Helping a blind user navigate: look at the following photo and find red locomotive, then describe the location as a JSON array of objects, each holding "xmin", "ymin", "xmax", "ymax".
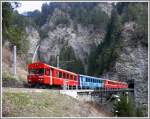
[{"xmin": 27, "ymin": 62, "xmax": 78, "ymax": 88}]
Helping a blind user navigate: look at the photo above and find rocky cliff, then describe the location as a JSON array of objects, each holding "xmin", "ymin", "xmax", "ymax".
[
  {"xmin": 103, "ymin": 22, "xmax": 148, "ymax": 115},
  {"xmin": 39, "ymin": 23, "xmax": 105, "ymax": 72},
  {"xmin": 27, "ymin": 3, "xmax": 112, "ymax": 73}
]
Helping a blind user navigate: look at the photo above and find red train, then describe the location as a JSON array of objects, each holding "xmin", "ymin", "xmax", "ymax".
[
  {"xmin": 104, "ymin": 80, "xmax": 128, "ymax": 89},
  {"xmin": 27, "ymin": 62, "xmax": 128, "ymax": 89},
  {"xmin": 27, "ymin": 62, "xmax": 78, "ymax": 88}
]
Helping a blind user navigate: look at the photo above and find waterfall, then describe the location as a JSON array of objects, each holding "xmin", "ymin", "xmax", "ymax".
[{"xmin": 32, "ymin": 45, "xmax": 40, "ymax": 63}]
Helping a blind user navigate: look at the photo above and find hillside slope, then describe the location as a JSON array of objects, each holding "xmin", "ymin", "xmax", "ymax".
[
  {"xmin": 2, "ymin": 47, "xmax": 28, "ymax": 88},
  {"xmin": 2, "ymin": 88, "xmax": 112, "ymax": 117}
]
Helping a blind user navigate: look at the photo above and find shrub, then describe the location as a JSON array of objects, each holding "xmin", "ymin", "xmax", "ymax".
[
  {"xmin": 59, "ymin": 46, "xmax": 85, "ymax": 74},
  {"xmin": 54, "ymin": 16, "xmax": 70, "ymax": 26},
  {"xmin": 113, "ymin": 94, "xmax": 145, "ymax": 117},
  {"xmin": 2, "ymin": 71, "xmax": 16, "ymax": 81}
]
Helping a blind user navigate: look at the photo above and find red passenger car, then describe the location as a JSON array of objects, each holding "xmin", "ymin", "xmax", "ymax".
[
  {"xmin": 27, "ymin": 62, "xmax": 78, "ymax": 88},
  {"xmin": 104, "ymin": 79, "xmax": 128, "ymax": 89}
]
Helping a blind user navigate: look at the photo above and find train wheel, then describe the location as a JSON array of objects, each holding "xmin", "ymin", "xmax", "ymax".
[
  {"xmin": 42, "ymin": 85, "xmax": 47, "ymax": 89},
  {"xmin": 29, "ymin": 84, "xmax": 35, "ymax": 88},
  {"xmin": 34, "ymin": 84, "xmax": 41, "ymax": 89},
  {"xmin": 27, "ymin": 84, "xmax": 32, "ymax": 88}
]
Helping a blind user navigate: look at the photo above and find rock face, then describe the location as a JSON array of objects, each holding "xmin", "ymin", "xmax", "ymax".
[
  {"xmin": 38, "ymin": 4, "xmax": 109, "ymax": 72},
  {"xmin": 39, "ymin": 24, "xmax": 105, "ymax": 72},
  {"xmin": 103, "ymin": 22, "xmax": 148, "ymax": 115},
  {"xmin": 97, "ymin": 2, "xmax": 113, "ymax": 17},
  {"xmin": 25, "ymin": 3, "xmax": 113, "ymax": 72}
]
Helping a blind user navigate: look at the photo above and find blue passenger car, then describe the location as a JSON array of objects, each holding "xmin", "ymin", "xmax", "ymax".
[{"xmin": 79, "ymin": 74, "xmax": 104, "ymax": 89}]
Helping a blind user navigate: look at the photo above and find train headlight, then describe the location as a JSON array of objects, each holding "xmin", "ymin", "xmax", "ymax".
[{"xmin": 39, "ymin": 78, "xmax": 43, "ymax": 81}]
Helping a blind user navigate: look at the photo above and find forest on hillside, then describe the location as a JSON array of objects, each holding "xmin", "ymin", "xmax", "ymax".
[
  {"xmin": 2, "ymin": 2, "xmax": 148, "ymax": 75},
  {"xmin": 88, "ymin": 2, "xmax": 148, "ymax": 76}
]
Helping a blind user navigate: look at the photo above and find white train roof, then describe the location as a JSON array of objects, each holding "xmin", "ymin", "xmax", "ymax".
[{"xmin": 79, "ymin": 74, "xmax": 105, "ymax": 81}]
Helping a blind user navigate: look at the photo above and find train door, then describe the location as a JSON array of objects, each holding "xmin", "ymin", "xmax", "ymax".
[
  {"xmin": 50, "ymin": 68, "xmax": 53, "ymax": 85},
  {"xmin": 79, "ymin": 76, "xmax": 82, "ymax": 89}
]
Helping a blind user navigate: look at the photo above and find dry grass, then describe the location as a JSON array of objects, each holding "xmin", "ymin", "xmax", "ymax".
[
  {"xmin": 2, "ymin": 48, "xmax": 12, "ymax": 67},
  {"xmin": 2, "ymin": 89, "xmax": 111, "ymax": 117},
  {"xmin": 2, "ymin": 47, "xmax": 28, "ymax": 87}
]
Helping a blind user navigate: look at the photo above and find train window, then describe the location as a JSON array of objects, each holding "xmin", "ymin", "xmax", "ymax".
[
  {"xmin": 90, "ymin": 78, "xmax": 92, "ymax": 82},
  {"xmin": 59, "ymin": 72, "xmax": 62, "ymax": 78},
  {"xmin": 63, "ymin": 73, "xmax": 66, "ymax": 78},
  {"xmin": 89, "ymin": 78, "xmax": 91, "ymax": 82},
  {"xmin": 86, "ymin": 78, "xmax": 88, "ymax": 82},
  {"xmin": 87, "ymin": 78, "xmax": 89, "ymax": 82},
  {"xmin": 85, "ymin": 78, "xmax": 87, "ymax": 82},
  {"xmin": 56, "ymin": 71, "xmax": 59, "ymax": 77},
  {"xmin": 66, "ymin": 74, "xmax": 69, "ymax": 79},
  {"xmin": 29, "ymin": 68, "xmax": 44, "ymax": 75},
  {"xmin": 108, "ymin": 81, "xmax": 116, "ymax": 85},
  {"xmin": 74, "ymin": 76, "xmax": 76, "ymax": 81},
  {"xmin": 70, "ymin": 75, "xmax": 73, "ymax": 80}
]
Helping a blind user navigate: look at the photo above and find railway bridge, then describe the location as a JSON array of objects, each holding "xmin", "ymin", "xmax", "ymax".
[{"xmin": 60, "ymin": 88, "xmax": 134, "ymax": 104}]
